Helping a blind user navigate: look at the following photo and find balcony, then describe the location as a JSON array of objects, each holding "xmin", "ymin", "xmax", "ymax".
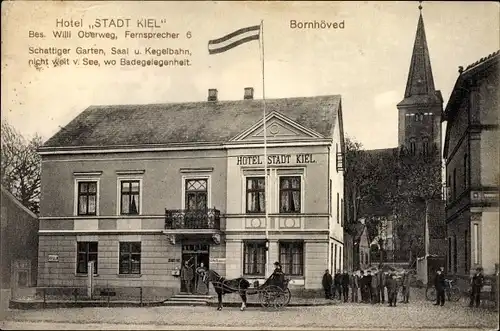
[{"xmin": 164, "ymin": 208, "xmax": 221, "ymax": 231}]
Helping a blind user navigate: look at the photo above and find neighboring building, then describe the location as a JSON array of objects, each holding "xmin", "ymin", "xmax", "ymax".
[
  {"xmin": 1, "ymin": 186, "xmax": 39, "ymax": 291},
  {"xmin": 443, "ymin": 51, "xmax": 499, "ymax": 284},
  {"xmin": 37, "ymin": 88, "xmax": 345, "ymax": 297},
  {"xmin": 357, "ymin": 220, "xmax": 371, "ymax": 270}
]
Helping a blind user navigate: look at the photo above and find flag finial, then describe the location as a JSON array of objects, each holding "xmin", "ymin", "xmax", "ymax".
[{"xmin": 418, "ymin": 1, "xmax": 423, "ymax": 11}]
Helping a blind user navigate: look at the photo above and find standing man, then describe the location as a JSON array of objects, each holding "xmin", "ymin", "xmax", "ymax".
[
  {"xmin": 434, "ymin": 268, "xmax": 446, "ymax": 306},
  {"xmin": 334, "ymin": 270, "xmax": 342, "ymax": 301},
  {"xmin": 371, "ymin": 270, "xmax": 379, "ymax": 304},
  {"xmin": 378, "ymin": 270, "xmax": 387, "ymax": 304},
  {"xmin": 359, "ymin": 270, "xmax": 366, "ymax": 302},
  {"xmin": 180, "ymin": 260, "xmax": 194, "ymax": 294},
  {"xmin": 469, "ymin": 267, "xmax": 485, "ymax": 308},
  {"xmin": 342, "ymin": 271, "xmax": 350, "ymax": 302},
  {"xmin": 401, "ymin": 270, "xmax": 411, "ymax": 303},
  {"xmin": 322, "ymin": 269, "xmax": 333, "ymax": 299},
  {"xmin": 364, "ymin": 270, "xmax": 373, "ymax": 303},
  {"xmin": 387, "ymin": 272, "xmax": 398, "ymax": 307},
  {"xmin": 350, "ymin": 271, "xmax": 359, "ymax": 303}
]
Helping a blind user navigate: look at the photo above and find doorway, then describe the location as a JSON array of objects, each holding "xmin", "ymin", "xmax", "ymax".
[{"xmin": 181, "ymin": 243, "xmax": 210, "ymax": 294}]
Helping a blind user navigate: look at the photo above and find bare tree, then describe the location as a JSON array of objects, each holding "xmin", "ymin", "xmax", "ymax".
[{"xmin": 1, "ymin": 120, "xmax": 42, "ymax": 214}]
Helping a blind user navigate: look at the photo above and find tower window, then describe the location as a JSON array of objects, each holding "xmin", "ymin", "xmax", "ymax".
[
  {"xmin": 409, "ymin": 139, "xmax": 416, "ymax": 156},
  {"xmin": 422, "ymin": 138, "xmax": 429, "ymax": 156}
]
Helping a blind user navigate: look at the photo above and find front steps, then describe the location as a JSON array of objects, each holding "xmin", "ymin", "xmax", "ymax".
[{"xmin": 163, "ymin": 293, "xmax": 213, "ymax": 306}]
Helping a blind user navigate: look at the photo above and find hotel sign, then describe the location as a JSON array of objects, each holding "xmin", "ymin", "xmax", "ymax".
[{"xmin": 236, "ymin": 153, "xmax": 317, "ymax": 166}]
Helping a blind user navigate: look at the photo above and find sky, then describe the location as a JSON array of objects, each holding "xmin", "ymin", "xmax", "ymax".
[{"xmin": 1, "ymin": 1, "xmax": 499, "ymax": 150}]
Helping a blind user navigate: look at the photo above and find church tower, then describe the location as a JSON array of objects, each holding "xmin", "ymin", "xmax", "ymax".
[{"xmin": 397, "ymin": 5, "xmax": 443, "ymax": 159}]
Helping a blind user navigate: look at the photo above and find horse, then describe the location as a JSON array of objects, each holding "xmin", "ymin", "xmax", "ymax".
[{"xmin": 200, "ymin": 268, "xmax": 250, "ymax": 311}]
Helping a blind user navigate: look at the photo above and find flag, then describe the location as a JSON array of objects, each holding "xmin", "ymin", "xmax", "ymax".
[{"xmin": 208, "ymin": 25, "xmax": 260, "ymax": 55}]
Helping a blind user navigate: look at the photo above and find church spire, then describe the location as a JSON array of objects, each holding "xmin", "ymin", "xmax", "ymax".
[{"xmin": 403, "ymin": 3, "xmax": 436, "ymax": 98}]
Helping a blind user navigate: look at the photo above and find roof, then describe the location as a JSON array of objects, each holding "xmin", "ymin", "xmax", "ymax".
[
  {"xmin": 0, "ymin": 186, "xmax": 37, "ymax": 219},
  {"xmin": 42, "ymin": 95, "xmax": 341, "ymax": 149},
  {"xmin": 397, "ymin": 13, "xmax": 441, "ymax": 107},
  {"xmin": 443, "ymin": 50, "xmax": 499, "ymax": 155}
]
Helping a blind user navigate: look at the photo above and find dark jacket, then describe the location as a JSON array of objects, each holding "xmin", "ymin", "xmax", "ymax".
[
  {"xmin": 471, "ymin": 273, "xmax": 484, "ymax": 288},
  {"xmin": 378, "ymin": 272, "xmax": 387, "ymax": 287},
  {"xmin": 363, "ymin": 274, "xmax": 373, "ymax": 288},
  {"xmin": 386, "ymin": 276, "xmax": 398, "ymax": 293},
  {"xmin": 434, "ymin": 273, "xmax": 446, "ymax": 290},
  {"xmin": 180, "ymin": 265, "xmax": 194, "ymax": 281},
  {"xmin": 322, "ymin": 273, "xmax": 333, "ymax": 289},
  {"xmin": 334, "ymin": 273, "xmax": 342, "ymax": 286},
  {"xmin": 341, "ymin": 273, "xmax": 350, "ymax": 287}
]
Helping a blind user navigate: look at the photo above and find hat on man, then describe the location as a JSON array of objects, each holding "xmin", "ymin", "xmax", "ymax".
[{"xmin": 274, "ymin": 261, "xmax": 280, "ymax": 266}]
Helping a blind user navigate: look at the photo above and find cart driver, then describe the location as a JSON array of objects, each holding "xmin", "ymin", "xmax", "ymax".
[{"xmin": 270, "ymin": 261, "xmax": 285, "ymax": 287}]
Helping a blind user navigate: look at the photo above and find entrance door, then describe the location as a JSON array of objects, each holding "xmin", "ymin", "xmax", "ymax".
[{"xmin": 181, "ymin": 243, "xmax": 210, "ymax": 294}]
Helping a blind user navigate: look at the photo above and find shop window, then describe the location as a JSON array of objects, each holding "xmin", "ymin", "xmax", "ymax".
[
  {"xmin": 76, "ymin": 241, "xmax": 98, "ymax": 274},
  {"xmin": 77, "ymin": 181, "xmax": 97, "ymax": 215},
  {"xmin": 120, "ymin": 180, "xmax": 140, "ymax": 215},
  {"xmin": 279, "ymin": 241, "xmax": 303, "ymax": 276},
  {"xmin": 246, "ymin": 177, "xmax": 265, "ymax": 213},
  {"xmin": 243, "ymin": 241, "xmax": 266, "ymax": 276},
  {"xmin": 185, "ymin": 179, "xmax": 208, "ymax": 210},
  {"xmin": 119, "ymin": 242, "xmax": 141, "ymax": 274},
  {"xmin": 279, "ymin": 176, "xmax": 301, "ymax": 213}
]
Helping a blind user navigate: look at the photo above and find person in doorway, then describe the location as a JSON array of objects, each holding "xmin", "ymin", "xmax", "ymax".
[
  {"xmin": 469, "ymin": 267, "xmax": 484, "ymax": 308},
  {"xmin": 196, "ymin": 262, "xmax": 209, "ymax": 295},
  {"xmin": 180, "ymin": 260, "xmax": 194, "ymax": 294},
  {"xmin": 322, "ymin": 269, "xmax": 333, "ymax": 299},
  {"xmin": 341, "ymin": 271, "xmax": 350, "ymax": 302},
  {"xmin": 434, "ymin": 268, "xmax": 446, "ymax": 306}
]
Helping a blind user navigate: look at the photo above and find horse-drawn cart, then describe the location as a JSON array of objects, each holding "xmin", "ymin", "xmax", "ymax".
[
  {"xmin": 247, "ymin": 278, "xmax": 292, "ymax": 309},
  {"xmin": 202, "ymin": 268, "xmax": 292, "ymax": 310}
]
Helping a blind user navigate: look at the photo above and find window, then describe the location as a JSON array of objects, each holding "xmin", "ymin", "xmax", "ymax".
[
  {"xmin": 243, "ymin": 241, "xmax": 266, "ymax": 276},
  {"xmin": 279, "ymin": 176, "xmax": 301, "ymax": 213},
  {"xmin": 415, "ymin": 113, "xmax": 424, "ymax": 121},
  {"xmin": 464, "ymin": 230, "xmax": 468, "ymax": 273},
  {"xmin": 409, "ymin": 139, "xmax": 416, "ymax": 156},
  {"xmin": 463, "ymin": 154, "xmax": 468, "ymax": 189},
  {"xmin": 76, "ymin": 242, "xmax": 98, "ymax": 274},
  {"xmin": 120, "ymin": 180, "xmax": 140, "ymax": 215},
  {"xmin": 336, "ymin": 193, "xmax": 340, "ymax": 223},
  {"xmin": 279, "ymin": 241, "xmax": 303, "ymax": 276},
  {"xmin": 473, "ymin": 224, "xmax": 479, "ymax": 264},
  {"xmin": 453, "ymin": 169, "xmax": 457, "ymax": 199},
  {"xmin": 340, "ymin": 198, "xmax": 344, "ymax": 227},
  {"xmin": 246, "ymin": 177, "xmax": 265, "ymax": 213},
  {"xmin": 328, "ymin": 180, "xmax": 332, "ymax": 215},
  {"xmin": 334, "ymin": 244, "xmax": 337, "ymax": 272},
  {"xmin": 185, "ymin": 179, "xmax": 208, "ymax": 210},
  {"xmin": 453, "ymin": 235, "xmax": 457, "ymax": 273},
  {"xmin": 448, "ymin": 238, "xmax": 452, "ymax": 271},
  {"xmin": 119, "ymin": 242, "xmax": 141, "ymax": 274},
  {"xmin": 77, "ymin": 181, "xmax": 97, "ymax": 215},
  {"xmin": 422, "ymin": 138, "xmax": 429, "ymax": 156},
  {"xmin": 330, "ymin": 243, "xmax": 334, "ymax": 273},
  {"xmin": 339, "ymin": 246, "xmax": 342, "ymax": 271}
]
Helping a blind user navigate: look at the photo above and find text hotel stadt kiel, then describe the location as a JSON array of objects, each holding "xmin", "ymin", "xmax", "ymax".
[{"xmin": 37, "ymin": 87, "xmax": 346, "ymax": 297}]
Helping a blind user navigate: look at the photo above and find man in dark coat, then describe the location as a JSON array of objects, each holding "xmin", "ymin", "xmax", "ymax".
[
  {"xmin": 469, "ymin": 267, "xmax": 485, "ymax": 308},
  {"xmin": 322, "ymin": 269, "xmax": 333, "ymax": 299},
  {"xmin": 386, "ymin": 273, "xmax": 398, "ymax": 307},
  {"xmin": 359, "ymin": 270, "xmax": 366, "ymax": 302},
  {"xmin": 180, "ymin": 260, "xmax": 194, "ymax": 294},
  {"xmin": 334, "ymin": 270, "xmax": 342, "ymax": 300},
  {"xmin": 350, "ymin": 271, "xmax": 359, "ymax": 303},
  {"xmin": 378, "ymin": 270, "xmax": 387, "ymax": 303},
  {"xmin": 341, "ymin": 271, "xmax": 350, "ymax": 302},
  {"xmin": 364, "ymin": 270, "xmax": 373, "ymax": 303},
  {"xmin": 434, "ymin": 268, "xmax": 446, "ymax": 306}
]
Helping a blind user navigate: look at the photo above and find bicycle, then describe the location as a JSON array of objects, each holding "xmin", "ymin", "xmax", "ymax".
[{"xmin": 425, "ymin": 279, "xmax": 461, "ymax": 302}]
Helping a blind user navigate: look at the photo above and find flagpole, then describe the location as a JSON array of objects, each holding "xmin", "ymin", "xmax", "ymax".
[{"xmin": 260, "ymin": 19, "xmax": 269, "ymax": 278}]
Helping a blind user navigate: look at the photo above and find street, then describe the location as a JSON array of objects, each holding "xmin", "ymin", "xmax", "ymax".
[{"xmin": 1, "ymin": 293, "xmax": 498, "ymax": 330}]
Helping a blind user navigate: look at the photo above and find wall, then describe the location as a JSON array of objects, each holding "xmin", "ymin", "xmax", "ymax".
[
  {"xmin": 40, "ymin": 149, "xmax": 228, "ymax": 219},
  {"xmin": 480, "ymin": 210, "xmax": 499, "ymax": 275},
  {"xmin": 0, "ymin": 188, "xmax": 39, "ymax": 289}
]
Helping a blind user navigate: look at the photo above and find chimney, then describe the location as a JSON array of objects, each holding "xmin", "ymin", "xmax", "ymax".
[
  {"xmin": 244, "ymin": 87, "xmax": 254, "ymax": 100},
  {"xmin": 208, "ymin": 89, "xmax": 218, "ymax": 101}
]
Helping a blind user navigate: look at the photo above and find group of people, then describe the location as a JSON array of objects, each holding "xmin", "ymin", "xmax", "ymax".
[
  {"xmin": 180, "ymin": 260, "xmax": 209, "ymax": 295},
  {"xmin": 433, "ymin": 266, "xmax": 486, "ymax": 308},
  {"xmin": 322, "ymin": 268, "xmax": 412, "ymax": 307}
]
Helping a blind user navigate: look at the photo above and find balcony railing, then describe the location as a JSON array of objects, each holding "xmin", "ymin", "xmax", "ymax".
[{"xmin": 165, "ymin": 208, "xmax": 221, "ymax": 230}]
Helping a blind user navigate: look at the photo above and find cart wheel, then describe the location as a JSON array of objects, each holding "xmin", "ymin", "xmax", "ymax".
[
  {"xmin": 283, "ymin": 288, "xmax": 291, "ymax": 306},
  {"xmin": 261, "ymin": 285, "xmax": 286, "ymax": 309},
  {"xmin": 426, "ymin": 287, "xmax": 436, "ymax": 302}
]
